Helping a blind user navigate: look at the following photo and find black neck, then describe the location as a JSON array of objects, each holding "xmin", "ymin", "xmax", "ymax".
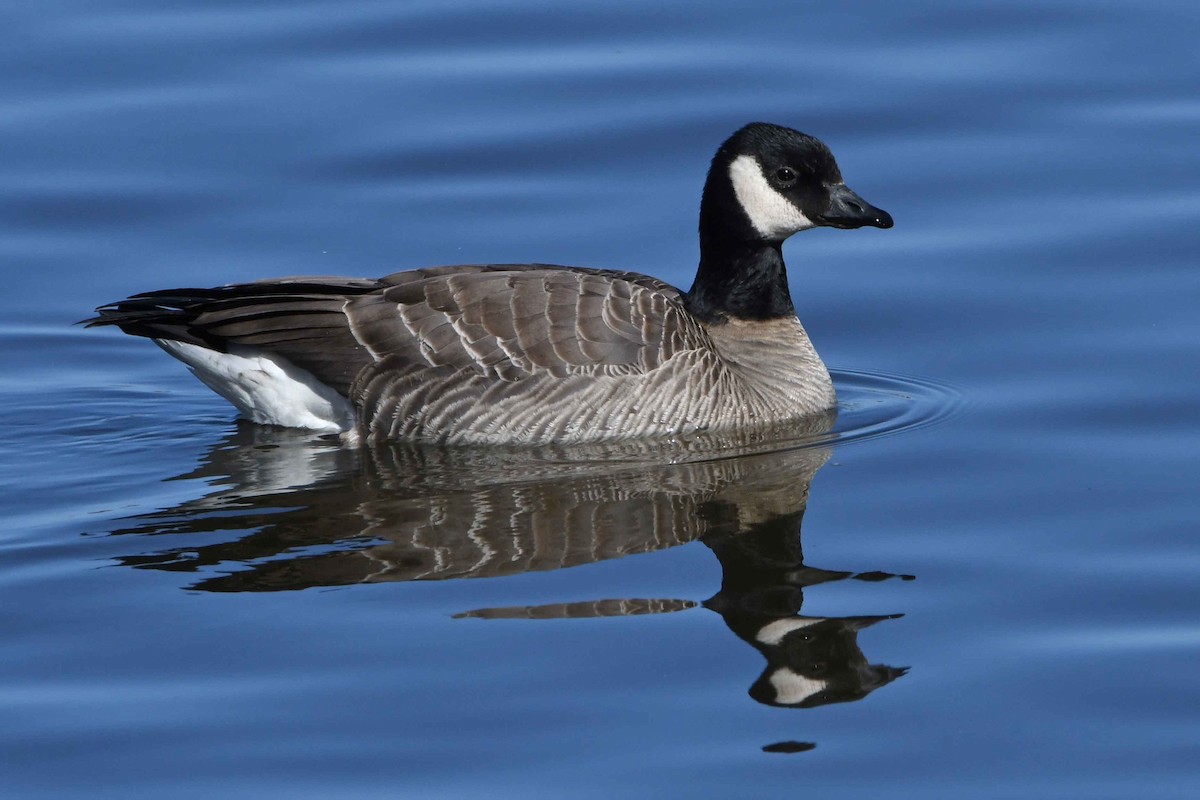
[
  {"xmin": 684, "ymin": 228, "xmax": 795, "ymax": 324},
  {"xmin": 682, "ymin": 158, "xmax": 798, "ymax": 324}
]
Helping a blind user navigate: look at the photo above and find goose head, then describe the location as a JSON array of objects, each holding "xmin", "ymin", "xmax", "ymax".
[
  {"xmin": 688, "ymin": 122, "xmax": 892, "ymax": 322},
  {"xmin": 702, "ymin": 122, "xmax": 892, "ymax": 243}
]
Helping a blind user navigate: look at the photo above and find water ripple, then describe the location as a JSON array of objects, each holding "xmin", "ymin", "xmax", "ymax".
[{"xmin": 831, "ymin": 368, "xmax": 966, "ymax": 447}]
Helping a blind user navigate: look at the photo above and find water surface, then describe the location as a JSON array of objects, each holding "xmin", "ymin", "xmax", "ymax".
[{"xmin": 2, "ymin": 1, "xmax": 1199, "ymax": 798}]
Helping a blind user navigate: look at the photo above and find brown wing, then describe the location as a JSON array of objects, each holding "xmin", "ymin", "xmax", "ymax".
[
  {"xmin": 87, "ymin": 265, "xmax": 704, "ymax": 396},
  {"xmin": 345, "ymin": 265, "xmax": 701, "ymax": 380}
]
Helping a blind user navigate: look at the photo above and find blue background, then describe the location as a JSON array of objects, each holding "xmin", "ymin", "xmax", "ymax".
[{"xmin": 2, "ymin": 1, "xmax": 1199, "ymax": 797}]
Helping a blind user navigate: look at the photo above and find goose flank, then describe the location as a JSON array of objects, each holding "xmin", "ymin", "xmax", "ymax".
[{"xmin": 86, "ymin": 122, "xmax": 893, "ymax": 445}]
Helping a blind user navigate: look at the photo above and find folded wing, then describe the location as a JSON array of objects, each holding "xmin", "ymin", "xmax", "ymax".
[{"xmin": 88, "ymin": 265, "xmax": 706, "ymax": 398}]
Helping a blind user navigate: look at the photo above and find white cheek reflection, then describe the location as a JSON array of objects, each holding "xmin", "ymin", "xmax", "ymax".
[
  {"xmin": 755, "ymin": 617, "xmax": 826, "ymax": 646},
  {"xmin": 768, "ymin": 668, "xmax": 829, "ymax": 705}
]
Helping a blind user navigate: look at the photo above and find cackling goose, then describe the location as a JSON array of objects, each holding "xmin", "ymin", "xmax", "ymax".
[{"xmin": 87, "ymin": 122, "xmax": 893, "ymax": 445}]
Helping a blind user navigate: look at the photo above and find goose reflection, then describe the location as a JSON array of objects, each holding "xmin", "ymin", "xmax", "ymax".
[
  {"xmin": 702, "ymin": 521, "xmax": 910, "ymax": 709},
  {"xmin": 108, "ymin": 416, "xmax": 909, "ymax": 711}
]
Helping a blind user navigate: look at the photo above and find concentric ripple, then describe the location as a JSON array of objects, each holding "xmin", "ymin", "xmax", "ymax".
[{"xmin": 829, "ymin": 367, "xmax": 966, "ymax": 447}]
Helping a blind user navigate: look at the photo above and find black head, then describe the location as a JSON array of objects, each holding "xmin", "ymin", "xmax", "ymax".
[
  {"xmin": 702, "ymin": 122, "xmax": 893, "ymax": 243},
  {"xmin": 686, "ymin": 122, "xmax": 893, "ymax": 322}
]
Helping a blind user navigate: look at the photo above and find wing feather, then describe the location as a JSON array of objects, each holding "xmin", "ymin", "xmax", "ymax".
[
  {"xmin": 347, "ymin": 265, "xmax": 701, "ymax": 383},
  {"xmin": 89, "ymin": 265, "xmax": 706, "ymax": 404}
]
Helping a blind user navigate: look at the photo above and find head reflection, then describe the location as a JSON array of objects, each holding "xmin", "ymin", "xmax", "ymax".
[
  {"xmin": 107, "ymin": 417, "xmax": 909, "ymax": 717},
  {"xmin": 703, "ymin": 514, "xmax": 910, "ymax": 709}
]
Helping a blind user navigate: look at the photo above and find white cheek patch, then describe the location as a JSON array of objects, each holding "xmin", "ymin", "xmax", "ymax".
[{"xmin": 728, "ymin": 154, "xmax": 815, "ymax": 239}]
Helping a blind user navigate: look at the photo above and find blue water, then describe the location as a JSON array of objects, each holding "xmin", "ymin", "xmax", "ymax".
[{"xmin": 3, "ymin": 1, "xmax": 1199, "ymax": 797}]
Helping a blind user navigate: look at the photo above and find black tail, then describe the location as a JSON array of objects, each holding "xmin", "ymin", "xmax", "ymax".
[{"xmin": 85, "ymin": 277, "xmax": 384, "ymax": 394}]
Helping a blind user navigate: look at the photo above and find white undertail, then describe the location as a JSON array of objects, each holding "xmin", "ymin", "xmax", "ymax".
[{"xmin": 155, "ymin": 339, "xmax": 355, "ymax": 433}]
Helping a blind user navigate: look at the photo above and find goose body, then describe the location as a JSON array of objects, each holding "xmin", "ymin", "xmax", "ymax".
[{"xmin": 88, "ymin": 123, "xmax": 892, "ymax": 445}]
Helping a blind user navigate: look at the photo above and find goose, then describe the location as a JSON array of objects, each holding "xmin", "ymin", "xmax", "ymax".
[{"xmin": 87, "ymin": 122, "xmax": 892, "ymax": 446}]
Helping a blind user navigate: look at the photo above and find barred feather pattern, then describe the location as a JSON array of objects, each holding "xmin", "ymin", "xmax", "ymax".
[{"xmin": 345, "ymin": 267, "xmax": 835, "ymax": 445}]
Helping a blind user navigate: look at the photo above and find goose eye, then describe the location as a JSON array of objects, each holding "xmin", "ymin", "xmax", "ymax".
[{"xmin": 774, "ymin": 167, "xmax": 796, "ymax": 184}]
